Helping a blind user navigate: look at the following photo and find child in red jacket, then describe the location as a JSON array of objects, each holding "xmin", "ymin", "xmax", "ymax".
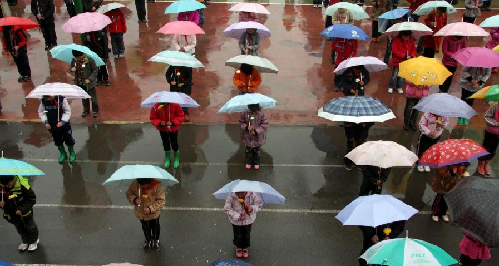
[
  {"xmin": 422, "ymin": 7, "xmax": 447, "ymax": 58},
  {"xmin": 105, "ymin": 9, "xmax": 127, "ymax": 59},
  {"xmin": 388, "ymin": 31, "xmax": 416, "ymax": 94},
  {"xmin": 332, "ymin": 38, "xmax": 358, "ymax": 92},
  {"xmin": 150, "ymin": 102, "xmax": 185, "ymax": 168}
]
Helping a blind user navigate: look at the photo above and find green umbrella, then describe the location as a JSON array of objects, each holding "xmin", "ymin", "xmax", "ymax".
[
  {"xmin": 469, "ymin": 85, "xmax": 499, "ymax": 102},
  {"xmin": 325, "ymin": 2, "xmax": 369, "ymax": 19}
]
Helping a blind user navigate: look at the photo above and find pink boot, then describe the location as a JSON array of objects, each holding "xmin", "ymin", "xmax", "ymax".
[
  {"xmin": 484, "ymin": 160, "xmax": 492, "ymax": 176},
  {"xmin": 477, "ymin": 160, "xmax": 485, "ymax": 175}
]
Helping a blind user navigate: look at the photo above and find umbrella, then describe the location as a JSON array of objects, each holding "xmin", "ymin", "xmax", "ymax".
[
  {"xmin": 336, "ymin": 194, "xmax": 418, "ymax": 227},
  {"xmin": 209, "ymin": 259, "xmax": 254, "ymax": 266},
  {"xmin": 26, "ymin": 83, "xmax": 91, "ymax": 99},
  {"xmin": 229, "ymin": 3, "xmax": 270, "ymax": 15},
  {"xmin": 434, "ymin": 22, "xmax": 489, "ymax": 37},
  {"xmin": 223, "ymin": 22, "xmax": 271, "ymax": 39},
  {"xmin": 325, "ymin": 2, "xmax": 370, "ymax": 19},
  {"xmin": 0, "ymin": 155, "xmax": 45, "ymax": 176},
  {"xmin": 50, "ymin": 44, "xmax": 106, "ymax": 67},
  {"xmin": 0, "ymin": 17, "xmax": 38, "ymax": 31},
  {"xmin": 413, "ymin": 1, "xmax": 457, "ymax": 16},
  {"xmin": 469, "ymin": 85, "xmax": 499, "ymax": 102},
  {"xmin": 225, "ymin": 55, "xmax": 278, "ymax": 74},
  {"xmin": 149, "ymin": 51, "xmax": 204, "ymax": 68},
  {"xmin": 320, "ymin": 24, "xmax": 369, "ymax": 41},
  {"xmin": 495, "ymin": 45, "xmax": 499, "ymax": 53},
  {"xmin": 318, "ymin": 96, "xmax": 396, "ymax": 123},
  {"xmin": 480, "ymin": 14, "xmax": 499, "ymax": 27},
  {"xmin": 413, "ymin": 93, "xmax": 478, "ymax": 119},
  {"xmin": 419, "ymin": 139, "xmax": 489, "ymax": 168},
  {"xmin": 445, "ymin": 176, "xmax": 499, "ymax": 248},
  {"xmin": 157, "ymin": 21, "xmax": 205, "ymax": 35},
  {"xmin": 345, "ymin": 141, "xmax": 418, "ymax": 168},
  {"xmin": 97, "ymin": 3, "xmax": 130, "ymax": 14},
  {"xmin": 62, "ymin": 12, "xmax": 111, "ymax": 33},
  {"xmin": 102, "ymin": 165, "xmax": 179, "ymax": 186},
  {"xmin": 104, "ymin": 264, "xmax": 143, "ymax": 266},
  {"xmin": 0, "ymin": 260, "xmax": 14, "ymax": 266},
  {"xmin": 384, "ymin": 22, "xmax": 433, "ymax": 37},
  {"xmin": 218, "ymin": 93, "xmax": 276, "ymax": 114},
  {"xmin": 140, "ymin": 91, "xmax": 200, "ymax": 108},
  {"xmin": 213, "ymin": 180, "xmax": 285, "ymax": 205},
  {"xmin": 165, "ymin": 0, "xmax": 205, "ymax": 14},
  {"xmin": 398, "ymin": 56, "xmax": 452, "ymax": 86},
  {"xmin": 360, "ymin": 237, "xmax": 458, "ymax": 266},
  {"xmin": 452, "ymin": 47, "xmax": 499, "ymax": 68},
  {"xmin": 334, "ymin": 56, "xmax": 387, "ymax": 74},
  {"xmin": 378, "ymin": 8, "xmax": 410, "ymax": 19}
]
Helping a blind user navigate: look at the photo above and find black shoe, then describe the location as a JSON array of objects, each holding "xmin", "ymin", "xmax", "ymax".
[
  {"xmin": 151, "ymin": 240, "xmax": 159, "ymax": 251},
  {"xmin": 104, "ymin": 80, "xmax": 110, "ymax": 86},
  {"xmin": 45, "ymin": 45, "xmax": 50, "ymax": 51},
  {"xmin": 92, "ymin": 111, "xmax": 99, "ymax": 118},
  {"xmin": 403, "ymin": 124, "xmax": 409, "ymax": 131},
  {"xmin": 96, "ymin": 80, "xmax": 101, "ymax": 86},
  {"xmin": 22, "ymin": 76, "xmax": 31, "ymax": 82},
  {"xmin": 81, "ymin": 111, "xmax": 89, "ymax": 118},
  {"xmin": 345, "ymin": 164, "xmax": 352, "ymax": 170},
  {"xmin": 143, "ymin": 241, "xmax": 151, "ymax": 253},
  {"xmin": 18, "ymin": 76, "xmax": 24, "ymax": 82},
  {"xmin": 410, "ymin": 124, "xmax": 418, "ymax": 131}
]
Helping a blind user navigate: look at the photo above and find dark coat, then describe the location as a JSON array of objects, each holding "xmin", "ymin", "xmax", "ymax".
[
  {"xmin": 83, "ymin": 0, "xmax": 103, "ymax": 12},
  {"xmin": 71, "ymin": 56, "xmax": 98, "ymax": 88},
  {"xmin": 31, "ymin": 0, "xmax": 55, "ymax": 23},
  {"xmin": 1, "ymin": 176, "xmax": 37, "ymax": 223},
  {"xmin": 84, "ymin": 31, "xmax": 108, "ymax": 59},
  {"xmin": 360, "ymin": 220, "xmax": 406, "ymax": 242},
  {"xmin": 341, "ymin": 67, "xmax": 370, "ymax": 96},
  {"xmin": 432, "ymin": 166, "xmax": 462, "ymax": 195},
  {"xmin": 166, "ymin": 66, "xmax": 192, "ymax": 95},
  {"xmin": 361, "ymin": 166, "xmax": 391, "ymax": 184}
]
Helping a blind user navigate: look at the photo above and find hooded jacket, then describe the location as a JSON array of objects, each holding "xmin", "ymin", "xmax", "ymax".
[
  {"xmin": 106, "ymin": 10, "xmax": 127, "ymax": 33},
  {"xmin": 239, "ymin": 109, "xmax": 269, "ymax": 147},
  {"xmin": 441, "ymin": 36, "xmax": 467, "ymax": 67},
  {"xmin": 224, "ymin": 192, "xmax": 263, "ymax": 226},
  {"xmin": 126, "ymin": 179, "xmax": 165, "ymax": 221},
  {"xmin": 150, "ymin": 103, "xmax": 185, "ymax": 132},
  {"xmin": 485, "ymin": 27, "xmax": 499, "ymax": 49},
  {"xmin": 71, "ymin": 55, "xmax": 98, "ymax": 88},
  {"xmin": 419, "ymin": 112, "xmax": 449, "ymax": 139},
  {"xmin": 233, "ymin": 67, "xmax": 262, "ymax": 93},
  {"xmin": 391, "ymin": 36, "xmax": 417, "ymax": 67},
  {"xmin": 331, "ymin": 38, "xmax": 358, "ymax": 66},
  {"xmin": 1, "ymin": 176, "xmax": 37, "ymax": 223}
]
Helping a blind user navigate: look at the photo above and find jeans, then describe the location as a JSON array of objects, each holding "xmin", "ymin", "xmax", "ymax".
[
  {"xmin": 439, "ymin": 65, "xmax": 457, "ymax": 93},
  {"xmin": 135, "ymin": 0, "xmax": 147, "ymax": 21},
  {"xmin": 232, "ymin": 224, "xmax": 252, "ymax": 249},
  {"xmin": 388, "ymin": 66, "xmax": 403, "ymax": 89},
  {"xmin": 110, "ymin": 33, "xmax": 125, "ymax": 55},
  {"xmin": 404, "ymin": 97, "xmax": 420, "ymax": 126},
  {"xmin": 160, "ymin": 131, "xmax": 179, "ymax": 151},
  {"xmin": 12, "ymin": 47, "xmax": 31, "ymax": 77},
  {"xmin": 50, "ymin": 123, "xmax": 75, "ymax": 147},
  {"xmin": 140, "ymin": 217, "xmax": 160, "ymax": 242},
  {"xmin": 372, "ymin": 21, "xmax": 380, "ymax": 38},
  {"xmin": 81, "ymin": 86, "xmax": 99, "ymax": 113}
]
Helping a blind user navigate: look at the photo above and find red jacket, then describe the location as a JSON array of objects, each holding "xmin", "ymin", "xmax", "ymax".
[
  {"xmin": 106, "ymin": 10, "xmax": 127, "ymax": 33},
  {"xmin": 391, "ymin": 36, "xmax": 416, "ymax": 66},
  {"xmin": 150, "ymin": 103, "xmax": 185, "ymax": 132},
  {"xmin": 423, "ymin": 11, "xmax": 447, "ymax": 50},
  {"xmin": 407, "ymin": 0, "xmax": 428, "ymax": 13},
  {"xmin": 331, "ymin": 38, "xmax": 358, "ymax": 66},
  {"xmin": 2, "ymin": 26, "xmax": 27, "ymax": 50}
]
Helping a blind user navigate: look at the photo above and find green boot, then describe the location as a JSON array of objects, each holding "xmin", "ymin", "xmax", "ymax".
[
  {"xmin": 68, "ymin": 146, "xmax": 76, "ymax": 164},
  {"xmin": 463, "ymin": 118, "xmax": 469, "ymax": 125},
  {"xmin": 457, "ymin": 117, "xmax": 464, "ymax": 126},
  {"xmin": 164, "ymin": 151, "xmax": 171, "ymax": 168},
  {"xmin": 57, "ymin": 146, "xmax": 67, "ymax": 164},
  {"xmin": 173, "ymin": 151, "xmax": 180, "ymax": 169}
]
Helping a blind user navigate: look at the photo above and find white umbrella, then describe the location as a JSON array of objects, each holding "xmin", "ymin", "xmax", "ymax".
[
  {"xmin": 325, "ymin": 2, "xmax": 370, "ymax": 20},
  {"xmin": 225, "ymin": 55, "xmax": 278, "ymax": 74},
  {"xmin": 96, "ymin": 3, "xmax": 129, "ymax": 14},
  {"xmin": 413, "ymin": 1, "xmax": 457, "ymax": 16},
  {"xmin": 229, "ymin": 3, "xmax": 270, "ymax": 15},
  {"xmin": 140, "ymin": 91, "xmax": 200, "ymax": 108},
  {"xmin": 213, "ymin": 180, "xmax": 285, "ymax": 205},
  {"xmin": 218, "ymin": 93, "xmax": 277, "ymax": 114},
  {"xmin": 26, "ymin": 83, "xmax": 91, "ymax": 99},
  {"xmin": 223, "ymin": 21, "xmax": 271, "ymax": 39},
  {"xmin": 384, "ymin": 22, "xmax": 433, "ymax": 37},
  {"xmin": 345, "ymin": 141, "xmax": 418, "ymax": 168},
  {"xmin": 149, "ymin": 51, "xmax": 204, "ymax": 68},
  {"xmin": 334, "ymin": 56, "xmax": 388, "ymax": 75}
]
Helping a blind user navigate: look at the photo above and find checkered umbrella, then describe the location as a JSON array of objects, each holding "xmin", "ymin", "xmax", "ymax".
[
  {"xmin": 318, "ymin": 96, "xmax": 395, "ymax": 123},
  {"xmin": 444, "ymin": 177, "xmax": 499, "ymax": 248}
]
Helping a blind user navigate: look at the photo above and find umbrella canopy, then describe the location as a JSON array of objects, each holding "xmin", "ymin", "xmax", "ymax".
[
  {"xmin": 157, "ymin": 21, "xmax": 205, "ymax": 35},
  {"xmin": 452, "ymin": 47, "xmax": 499, "ymax": 68},
  {"xmin": 0, "ymin": 17, "xmax": 38, "ymax": 31},
  {"xmin": 495, "ymin": 45, "xmax": 499, "ymax": 53},
  {"xmin": 445, "ymin": 176, "xmax": 499, "ymax": 248},
  {"xmin": 103, "ymin": 264, "xmax": 143, "ymax": 266},
  {"xmin": 419, "ymin": 139, "xmax": 489, "ymax": 168},
  {"xmin": 384, "ymin": 22, "xmax": 433, "ymax": 37},
  {"xmin": 149, "ymin": 51, "xmax": 204, "ymax": 68},
  {"xmin": 325, "ymin": 2, "xmax": 370, "ymax": 19},
  {"xmin": 334, "ymin": 56, "xmax": 387, "ymax": 74},
  {"xmin": 434, "ymin": 22, "xmax": 489, "ymax": 37},
  {"xmin": 209, "ymin": 259, "xmax": 255, "ymax": 266},
  {"xmin": 223, "ymin": 22, "xmax": 271, "ymax": 39},
  {"xmin": 228, "ymin": 3, "xmax": 270, "ymax": 14},
  {"xmin": 336, "ymin": 194, "xmax": 418, "ymax": 227},
  {"xmin": 50, "ymin": 44, "xmax": 106, "ymax": 67},
  {"xmin": 480, "ymin": 14, "xmax": 499, "ymax": 27},
  {"xmin": 378, "ymin": 8, "xmax": 410, "ymax": 19},
  {"xmin": 140, "ymin": 91, "xmax": 200, "ymax": 108},
  {"xmin": 26, "ymin": 83, "xmax": 91, "ymax": 99},
  {"xmin": 398, "ymin": 57, "xmax": 452, "ymax": 86},
  {"xmin": 225, "ymin": 55, "xmax": 278, "ymax": 74},
  {"xmin": 318, "ymin": 96, "xmax": 396, "ymax": 123},
  {"xmin": 320, "ymin": 24, "xmax": 369, "ymax": 40},
  {"xmin": 62, "ymin": 12, "xmax": 111, "ymax": 33},
  {"xmin": 360, "ymin": 237, "xmax": 458, "ymax": 266},
  {"xmin": 165, "ymin": 0, "xmax": 205, "ymax": 14},
  {"xmin": 413, "ymin": 93, "xmax": 478, "ymax": 119},
  {"xmin": 218, "ymin": 93, "xmax": 276, "ymax": 114},
  {"xmin": 213, "ymin": 180, "xmax": 285, "ymax": 205},
  {"xmin": 413, "ymin": 1, "xmax": 457, "ymax": 16},
  {"xmin": 469, "ymin": 85, "xmax": 499, "ymax": 102},
  {"xmin": 345, "ymin": 141, "xmax": 418, "ymax": 168},
  {"xmin": 102, "ymin": 165, "xmax": 179, "ymax": 186},
  {"xmin": 97, "ymin": 3, "xmax": 130, "ymax": 14},
  {"xmin": 0, "ymin": 156, "xmax": 44, "ymax": 176}
]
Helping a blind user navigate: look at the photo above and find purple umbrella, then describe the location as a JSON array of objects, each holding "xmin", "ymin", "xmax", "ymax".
[
  {"xmin": 452, "ymin": 47, "xmax": 499, "ymax": 68},
  {"xmin": 223, "ymin": 21, "xmax": 271, "ymax": 39}
]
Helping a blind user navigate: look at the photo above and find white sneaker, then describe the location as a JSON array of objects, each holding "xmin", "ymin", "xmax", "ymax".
[
  {"xmin": 388, "ymin": 88, "xmax": 393, "ymax": 94},
  {"xmin": 28, "ymin": 239, "xmax": 39, "ymax": 252},
  {"xmin": 397, "ymin": 88, "xmax": 403, "ymax": 94},
  {"xmin": 432, "ymin": 215, "xmax": 439, "ymax": 222},
  {"xmin": 442, "ymin": 215, "xmax": 449, "ymax": 222},
  {"xmin": 417, "ymin": 165, "xmax": 424, "ymax": 172},
  {"xmin": 114, "ymin": 55, "xmax": 119, "ymax": 59},
  {"xmin": 424, "ymin": 166, "xmax": 431, "ymax": 172},
  {"xmin": 18, "ymin": 243, "xmax": 28, "ymax": 251}
]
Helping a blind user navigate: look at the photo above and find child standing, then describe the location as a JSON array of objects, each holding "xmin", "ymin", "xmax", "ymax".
[
  {"xmin": 239, "ymin": 104, "xmax": 269, "ymax": 170},
  {"xmin": 166, "ymin": 66, "xmax": 193, "ymax": 121},
  {"xmin": 477, "ymin": 102, "xmax": 499, "ymax": 175},
  {"xmin": 463, "ymin": 0, "xmax": 483, "ymax": 24},
  {"xmin": 422, "ymin": 7, "xmax": 447, "ymax": 58},
  {"xmin": 458, "ymin": 67, "xmax": 491, "ymax": 125},
  {"xmin": 440, "ymin": 36, "xmax": 467, "ymax": 93},
  {"xmin": 233, "ymin": 64, "xmax": 262, "ymax": 94},
  {"xmin": 224, "ymin": 191, "xmax": 263, "ymax": 258},
  {"xmin": 431, "ymin": 164, "xmax": 463, "ymax": 222},
  {"xmin": 417, "ymin": 112, "xmax": 449, "ymax": 172},
  {"xmin": 371, "ymin": 0, "xmax": 390, "ymax": 42},
  {"xmin": 84, "ymin": 30, "xmax": 110, "ymax": 86},
  {"xmin": 340, "ymin": 65, "xmax": 370, "ymax": 96},
  {"xmin": 106, "ymin": 8, "xmax": 127, "ymax": 59},
  {"xmin": 389, "ymin": 31, "xmax": 416, "ymax": 94},
  {"xmin": 404, "ymin": 82, "xmax": 430, "ymax": 131},
  {"xmin": 71, "ymin": 50, "xmax": 99, "ymax": 118},
  {"xmin": 239, "ymin": 28, "xmax": 260, "ymax": 56},
  {"xmin": 2, "ymin": 26, "xmax": 31, "ymax": 82}
]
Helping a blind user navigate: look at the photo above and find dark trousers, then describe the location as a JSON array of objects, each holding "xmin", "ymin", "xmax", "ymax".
[
  {"xmin": 359, "ymin": 235, "xmax": 375, "ymax": 266},
  {"xmin": 460, "ymin": 254, "xmax": 482, "ymax": 266},
  {"xmin": 334, "ymin": 72, "xmax": 341, "ymax": 89},
  {"xmin": 39, "ymin": 20, "xmax": 57, "ymax": 46},
  {"xmin": 97, "ymin": 64, "xmax": 109, "ymax": 82},
  {"xmin": 13, "ymin": 47, "xmax": 31, "ymax": 77},
  {"xmin": 359, "ymin": 178, "xmax": 382, "ymax": 196},
  {"xmin": 110, "ymin": 33, "xmax": 125, "ymax": 55},
  {"xmin": 372, "ymin": 21, "xmax": 380, "ymax": 38},
  {"xmin": 404, "ymin": 97, "xmax": 420, "ymax": 127},
  {"xmin": 479, "ymin": 130, "xmax": 499, "ymax": 161},
  {"xmin": 461, "ymin": 88, "xmax": 475, "ymax": 107},
  {"xmin": 135, "ymin": 0, "xmax": 147, "ymax": 20},
  {"xmin": 439, "ymin": 65, "xmax": 457, "ymax": 93},
  {"xmin": 81, "ymin": 86, "xmax": 99, "ymax": 113},
  {"xmin": 232, "ymin": 224, "xmax": 252, "ymax": 249},
  {"xmin": 417, "ymin": 134, "xmax": 440, "ymax": 158},
  {"xmin": 9, "ymin": 216, "xmax": 39, "ymax": 244},
  {"xmin": 422, "ymin": 47, "xmax": 436, "ymax": 58},
  {"xmin": 140, "ymin": 218, "xmax": 160, "ymax": 242},
  {"xmin": 171, "ymin": 85, "xmax": 192, "ymax": 112},
  {"xmin": 344, "ymin": 123, "xmax": 368, "ymax": 166},
  {"xmin": 65, "ymin": 0, "xmax": 77, "ymax": 17},
  {"xmin": 463, "ymin": 16, "xmax": 476, "ymax": 24},
  {"xmin": 50, "ymin": 124, "xmax": 75, "ymax": 147},
  {"xmin": 411, "ymin": 14, "xmax": 420, "ymax": 22},
  {"xmin": 384, "ymin": 37, "xmax": 392, "ymax": 64},
  {"xmin": 198, "ymin": 9, "xmax": 204, "ymax": 28},
  {"xmin": 160, "ymin": 131, "xmax": 179, "ymax": 151},
  {"xmin": 245, "ymin": 146, "xmax": 261, "ymax": 166},
  {"xmin": 432, "ymin": 193, "xmax": 448, "ymax": 216}
]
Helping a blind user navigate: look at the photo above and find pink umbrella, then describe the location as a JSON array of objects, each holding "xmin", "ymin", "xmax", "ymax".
[
  {"xmin": 452, "ymin": 47, "xmax": 499, "ymax": 68},
  {"xmin": 229, "ymin": 3, "xmax": 271, "ymax": 14},
  {"xmin": 62, "ymin": 12, "xmax": 112, "ymax": 33},
  {"xmin": 156, "ymin": 21, "xmax": 205, "ymax": 35},
  {"xmin": 434, "ymin": 22, "xmax": 490, "ymax": 37}
]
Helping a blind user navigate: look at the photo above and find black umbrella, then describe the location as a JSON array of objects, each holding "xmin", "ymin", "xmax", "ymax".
[{"xmin": 445, "ymin": 176, "xmax": 499, "ymax": 248}]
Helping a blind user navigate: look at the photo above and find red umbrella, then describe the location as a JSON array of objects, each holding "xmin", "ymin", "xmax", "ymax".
[
  {"xmin": 0, "ymin": 17, "xmax": 39, "ymax": 31},
  {"xmin": 419, "ymin": 139, "xmax": 489, "ymax": 168}
]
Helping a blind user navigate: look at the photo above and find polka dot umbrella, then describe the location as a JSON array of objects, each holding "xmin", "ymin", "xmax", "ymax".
[{"xmin": 419, "ymin": 139, "xmax": 489, "ymax": 168}]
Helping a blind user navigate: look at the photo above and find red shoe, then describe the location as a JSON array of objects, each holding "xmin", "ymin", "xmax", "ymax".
[
  {"xmin": 242, "ymin": 249, "xmax": 249, "ymax": 258},
  {"xmin": 477, "ymin": 160, "xmax": 485, "ymax": 175},
  {"xmin": 236, "ymin": 248, "xmax": 243, "ymax": 258},
  {"xmin": 484, "ymin": 160, "xmax": 492, "ymax": 176},
  {"xmin": 254, "ymin": 165, "xmax": 260, "ymax": 170},
  {"xmin": 492, "ymin": 68, "xmax": 498, "ymax": 73},
  {"xmin": 245, "ymin": 164, "xmax": 251, "ymax": 169}
]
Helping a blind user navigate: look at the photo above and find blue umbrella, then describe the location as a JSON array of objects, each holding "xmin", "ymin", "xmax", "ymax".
[
  {"xmin": 379, "ymin": 8, "xmax": 410, "ymax": 20},
  {"xmin": 165, "ymin": 0, "xmax": 205, "ymax": 14},
  {"xmin": 213, "ymin": 180, "xmax": 285, "ymax": 205},
  {"xmin": 0, "ymin": 156, "xmax": 45, "ymax": 176},
  {"xmin": 50, "ymin": 44, "xmax": 105, "ymax": 67},
  {"xmin": 413, "ymin": 93, "xmax": 478, "ymax": 119},
  {"xmin": 318, "ymin": 96, "xmax": 395, "ymax": 123},
  {"xmin": 218, "ymin": 93, "xmax": 277, "ymax": 114},
  {"xmin": 102, "ymin": 165, "xmax": 179, "ymax": 186},
  {"xmin": 209, "ymin": 260, "xmax": 254, "ymax": 266},
  {"xmin": 320, "ymin": 24, "xmax": 369, "ymax": 40},
  {"xmin": 0, "ymin": 260, "xmax": 14, "ymax": 266}
]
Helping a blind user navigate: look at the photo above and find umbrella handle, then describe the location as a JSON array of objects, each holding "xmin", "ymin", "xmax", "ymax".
[{"xmin": 138, "ymin": 187, "xmax": 141, "ymax": 207}]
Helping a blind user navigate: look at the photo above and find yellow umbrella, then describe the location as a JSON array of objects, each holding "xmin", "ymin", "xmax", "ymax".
[
  {"xmin": 469, "ymin": 85, "xmax": 494, "ymax": 99},
  {"xmin": 398, "ymin": 56, "xmax": 452, "ymax": 86},
  {"xmin": 494, "ymin": 45, "xmax": 499, "ymax": 53}
]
